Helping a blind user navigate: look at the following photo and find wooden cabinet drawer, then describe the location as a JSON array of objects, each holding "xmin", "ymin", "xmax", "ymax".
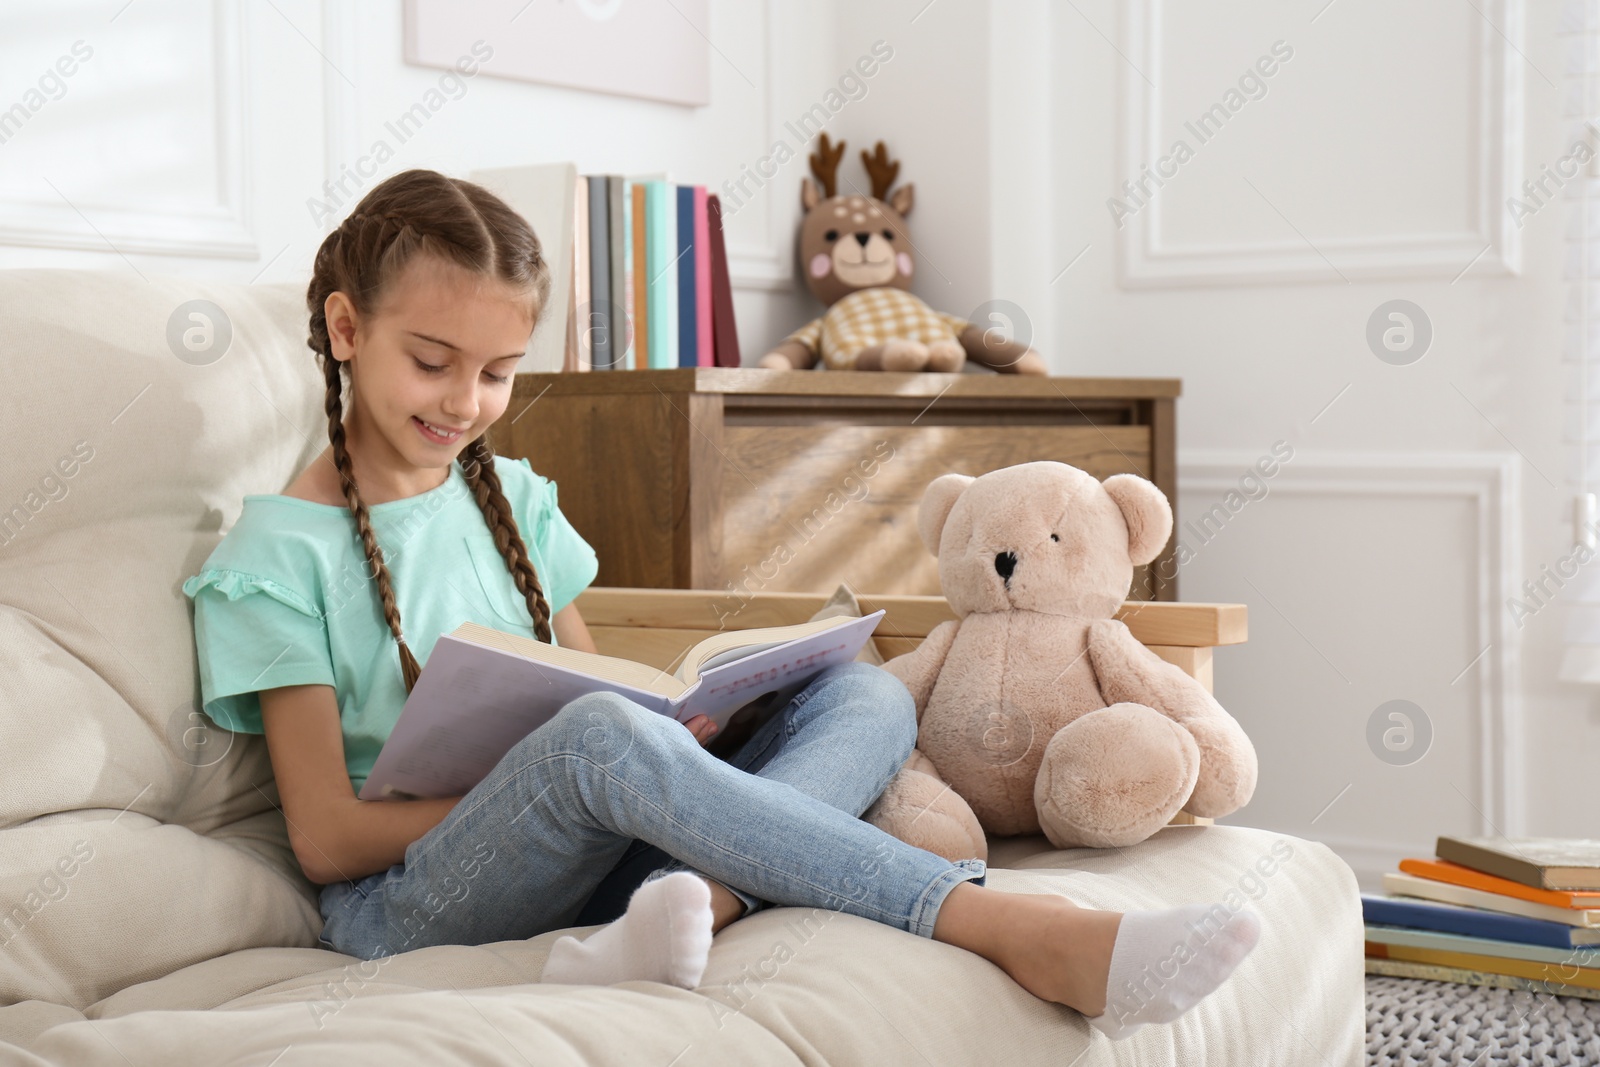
[{"xmin": 492, "ymin": 368, "xmax": 1181, "ymax": 601}]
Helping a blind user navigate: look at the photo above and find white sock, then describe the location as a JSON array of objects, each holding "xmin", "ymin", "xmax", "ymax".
[
  {"xmin": 540, "ymin": 872, "xmax": 714, "ymax": 990},
  {"xmin": 1088, "ymin": 903, "xmax": 1260, "ymax": 1041}
]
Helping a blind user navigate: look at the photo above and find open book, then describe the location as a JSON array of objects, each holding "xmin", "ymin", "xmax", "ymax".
[{"xmin": 357, "ymin": 609, "xmax": 887, "ymax": 802}]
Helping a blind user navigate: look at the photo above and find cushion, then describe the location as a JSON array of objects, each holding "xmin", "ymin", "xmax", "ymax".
[
  {"xmin": 7, "ymin": 826, "xmax": 1365, "ymax": 1065},
  {"xmin": 808, "ymin": 582, "xmax": 886, "ymax": 666},
  {"xmin": 0, "ymin": 270, "xmax": 329, "ymax": 1010}
]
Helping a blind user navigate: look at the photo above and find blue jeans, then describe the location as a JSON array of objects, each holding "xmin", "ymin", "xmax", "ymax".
[{"xmin": 316, "ymin": 661, "xmax": 987, "ymax": 960}]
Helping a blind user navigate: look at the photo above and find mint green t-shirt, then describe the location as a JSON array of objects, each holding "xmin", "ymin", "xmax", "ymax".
[{"xmin": 180, "ymin": 457, "xmax": 599, "ymax": 795}]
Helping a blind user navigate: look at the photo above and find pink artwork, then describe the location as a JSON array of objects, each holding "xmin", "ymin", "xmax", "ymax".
[{"xmin": 403, "ymin": 0, "xmax": 711, "ymax": 108}]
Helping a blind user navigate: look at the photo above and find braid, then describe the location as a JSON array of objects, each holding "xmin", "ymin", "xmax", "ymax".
[
  {"xmin": 304, "ymin": 169, "xmax": 555, "ymax": 697},
  {"xmin": 461, "ymin": 435, "xmax": 554, "ymax": 644},
  {"xmin": 318, "ymin": 351, "xmax": 424, "ymax": 692}
]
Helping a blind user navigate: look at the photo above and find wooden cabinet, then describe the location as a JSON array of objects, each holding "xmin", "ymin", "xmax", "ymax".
[{"xmin": 490, "ymin": 368, "xmax": 1181, "ymax": 602}]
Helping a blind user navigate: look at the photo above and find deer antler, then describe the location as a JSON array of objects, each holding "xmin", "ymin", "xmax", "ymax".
[
  {"xmin": 861, "ymin": 141, "xmax": 900, "ymax": 201},
  {"xmin": 809, "ymin": 133, "xmax": 846, "ymax": 199}
]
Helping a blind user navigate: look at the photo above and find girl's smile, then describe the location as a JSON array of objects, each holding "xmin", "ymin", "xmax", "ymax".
[{"xmin": 413, "ymin": 416, "xmax": 467, "ymax": 445}]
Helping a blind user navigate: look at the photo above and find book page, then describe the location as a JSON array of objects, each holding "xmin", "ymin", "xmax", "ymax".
[
  {"xmin": 453, "ymin": 620, "xmax": 686, "ymax": 696},
  {"xmin": 676, "ymin": 613, "xmax": 880, "ymax": 683},
  {"xmin": 696, "ymin": 640, "xmax": 783, "ymax": 674},
  {"xmin": 675, "ymin": 611, "xmax": 886, "ymax": 728}
]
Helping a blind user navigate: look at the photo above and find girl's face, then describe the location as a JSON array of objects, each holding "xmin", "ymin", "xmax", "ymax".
[{"xmin": 325, "ymin": 253, "xmax": 533, "ymax": 472}]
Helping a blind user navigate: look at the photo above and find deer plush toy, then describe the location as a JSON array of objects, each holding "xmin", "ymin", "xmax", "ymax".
[
  {"xmin": 864, "ymin": 461, "xmax": 1259, "ymax": 863},
  {"xmin": 759, "ymin": 134, "xmax": 1047, "ymax": 375}
]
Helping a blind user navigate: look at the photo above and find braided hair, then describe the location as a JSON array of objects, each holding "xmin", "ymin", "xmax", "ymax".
[{"xmin": 306, "ymin": 169, "xmax": 555, "ymax": 693}]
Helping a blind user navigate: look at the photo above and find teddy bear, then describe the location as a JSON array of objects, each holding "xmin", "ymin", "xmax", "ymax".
[
  {"xmin": 758, "ymin": 134, "xmax": 1047, "ymax": 376},
  {"xmin": 863, "ymin": 461, "xmax": 1259, "ymax": 862}
]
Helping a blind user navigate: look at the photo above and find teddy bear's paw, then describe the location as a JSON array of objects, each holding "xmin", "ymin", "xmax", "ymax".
[
  {"xmin": 865, "ymin": 767, "xmax": 988, "ymax": 863},
  {"xmin": 924, "ymin": 339, "xmax": 965, "ymax": 373},
  {"xmin": 878, "ymin": 337, "xmax": 930, "ymax": 372},
  {"xmin": 1007, "ymin": 349, "xmax": 1048, "ymax": 375},
  {"xmin": 1033, "ymin": 703, "xmax": 1200, "ymax": 849},
  {"xmin": 1179, "ymin": 717, "xmax": 1260, "ymax": 818}
]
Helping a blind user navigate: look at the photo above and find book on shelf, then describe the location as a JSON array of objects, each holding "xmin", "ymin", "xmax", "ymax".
[
  {"xmin": 1360, "ymin": 893, "xmax": 1600, "ymax": 948},
  {"xmin": 694, "ymin": 185, "xmax": 712, "ymax": 366},
  {"xmin": 356, "ymin": 609, "xmax": 886, "ymax": 803},
  {"xmin": 1399, "ymin": 857, "xmax": 1600, "ymax": 909},
  {"xmin": 607, "ymin": 175, "xmax": 629, "ymax": 369},
  {"xmin": 586, "ymin": 174, "xmax": 612, "ymax": 371},
  {"xmin": 1436, "ymin": 836, "xmax": 1600, "ymax": 892},
  {"xmin": 1382, "ymin": 872, "xmax": 1600, "ymax": 928},
  {"xmin": 572, "ymin": 176, "xmax": 591, "ymax": 370},
  {"xmin": 1364, "ymin": 957, "xmax": 1600, "ymax": 1002},
  {"xmin": 676, "ymin": 184, "xmax": 697, "ymax": 368},
  {"xmin": 645, "ymin": 179, "xmax": 676, "ymax": 368},
  {"xmin": 619, "ymin": 175, "xmax": 638, "ymax": 369},
  {"xmin": 707, "ymin": 193, "xmax": 741, "ymax": 367},
  {"xmin": 631, "ymin": 180, "xmax": 649, "ymax": 369},
  {"xmin": 565, "ymin": 256, "xmax": 578, "ymax": 371}
]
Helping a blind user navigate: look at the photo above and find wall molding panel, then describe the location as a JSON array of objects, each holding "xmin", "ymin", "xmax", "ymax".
[
  {"xmin": 1117, "ymin": 0, "xmax": 1524, "ymax": 287},
  {"xmin": 0, "ymin": 0, "xmax": 256, "ymax": 260},
  {"xmin": 1179, "ymin": 450, "xmax": 1525, "ymax": 883},
  {"xmin": 720, "ymin": 0, "xmax": 795, "ymax": 293}
]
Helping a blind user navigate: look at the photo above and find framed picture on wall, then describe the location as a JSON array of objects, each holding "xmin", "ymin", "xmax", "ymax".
[{"xmin": 403, "ymin": 0, "xmax": 711, "ymax": 107}]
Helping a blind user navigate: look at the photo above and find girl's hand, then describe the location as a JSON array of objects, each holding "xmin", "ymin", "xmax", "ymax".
[{"xmin": 683, "ymin": 714, "xmax": 719, "ymax": 748}]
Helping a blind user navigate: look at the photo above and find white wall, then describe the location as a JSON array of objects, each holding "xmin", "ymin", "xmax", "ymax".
[
  {"xmin": 1041, "ymin": 0, "xmax": 1584, "ymax": 887},
  {"xmin": 0, "ymin": 0, "xmax": 850, "ymax": 358},
  {"xmin": 4, "ymin": 0, "xmax": 1589, "ymax": 887}
]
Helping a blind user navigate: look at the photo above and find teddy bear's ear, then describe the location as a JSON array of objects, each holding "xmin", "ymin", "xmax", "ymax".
[
  {"xmin": 917, "ymin": 472, "xmax": 975, "ymax": 556},
  {"xmin": 1101, "ymin": 474, "xmax": 1173, "ymax": 566}
]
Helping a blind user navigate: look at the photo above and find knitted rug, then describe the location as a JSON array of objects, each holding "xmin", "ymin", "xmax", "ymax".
[{"xmin": 1367, "ymin": 976, "xmax": 1600, "ymax": 1065}]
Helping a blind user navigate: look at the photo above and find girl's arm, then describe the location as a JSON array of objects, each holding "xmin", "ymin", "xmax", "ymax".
[
  {"xmin": 551, "ymin": 601, "xmax": 599, "ymax": 654},
  {"xmin": 261, "ymin": 683, "xmax": 463, "ymax": 885}
]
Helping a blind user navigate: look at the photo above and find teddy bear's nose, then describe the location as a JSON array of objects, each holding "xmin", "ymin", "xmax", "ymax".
[
  {"xmin": 854, "ymin": 232, "xmax": 871, "ymax": 247},
  {"xmin": 994, "ymin": 551, "xmax": 1017, "ymax": 581}
]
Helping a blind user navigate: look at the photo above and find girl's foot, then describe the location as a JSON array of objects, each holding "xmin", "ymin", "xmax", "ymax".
[
  {"xmin": 992, "ymin": 895, "xmax": 1259, "ymax": 1040},
  {"xmin": 541, "ymin": 872, "xmax": 714, "ymax": 989},
  {"xmin": 1088, "ymin": 904, "xmax": 1260, "ymax": 1039}
]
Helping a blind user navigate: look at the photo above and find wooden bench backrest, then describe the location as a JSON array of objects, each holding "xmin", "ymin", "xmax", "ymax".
[{"xmin": 573, "ymin": 588, "xmax": 1246, "ymax": 694}]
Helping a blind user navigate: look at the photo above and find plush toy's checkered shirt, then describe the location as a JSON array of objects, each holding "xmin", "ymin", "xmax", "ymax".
[{"xmin": 783, "ymin": 287, "xmax": 971, "ymax": 370}]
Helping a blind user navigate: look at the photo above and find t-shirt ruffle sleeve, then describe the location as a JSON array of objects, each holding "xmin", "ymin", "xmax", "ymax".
[
  {"xmin": 181, "ymin": 567, "xmax": 337, "ymax": 734},
  {"xmin": 513, "ymin": 458, "xmax": 600, "ymax": 618}
]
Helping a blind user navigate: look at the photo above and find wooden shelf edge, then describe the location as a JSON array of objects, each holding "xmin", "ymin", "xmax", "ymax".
[
  {"xmin": 511, "ymin": 367, "xmax": 1182, "ymax": 400},
  {"xmin": 574, "ymin": 587, "xmax": 1246, "ymax": 647}
]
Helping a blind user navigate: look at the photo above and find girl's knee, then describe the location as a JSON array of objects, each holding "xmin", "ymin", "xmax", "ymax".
[
  {"xmin": 816, "ymin": 663, "xmax": 918, "ymax": 752},
  {"xmin": 847, "ymin": 661, "xmax": 915, "ymax": 709},
  {"xmin": 866, "ymin": 666, "xmax": 918, "ymax": 756},
  {"xmin": 529, "ymin": 691, "xmax": 685, "ymax": 764}
]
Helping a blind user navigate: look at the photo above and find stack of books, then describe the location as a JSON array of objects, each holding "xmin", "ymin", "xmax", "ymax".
[
  {"xmin": 1363, "ymin": 836, "xmax": 1600, "ymax": 1000},
  {"xmin": 567, "ymin": 172, "xmax": 740, "ymax": 373}
]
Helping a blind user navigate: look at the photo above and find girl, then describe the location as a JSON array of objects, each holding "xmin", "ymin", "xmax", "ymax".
[{"xmin": 182, "ymin": 168, "xmax": 1258, "ymax": 1041}]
